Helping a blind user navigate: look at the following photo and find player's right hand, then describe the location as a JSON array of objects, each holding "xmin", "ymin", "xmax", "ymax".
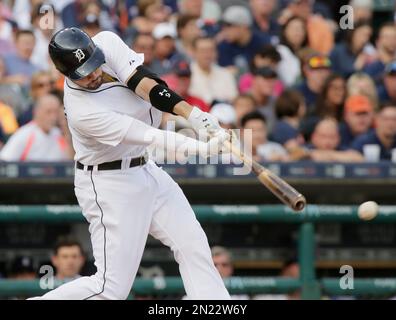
[{"xmin": 187, "ymin": 106, "xmax": 221, "ymax": 139}]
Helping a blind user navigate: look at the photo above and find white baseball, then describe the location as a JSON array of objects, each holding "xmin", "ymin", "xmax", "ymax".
[{"xmin": 357, "ymin": 201, "xmax": 379, "ymax": 221}]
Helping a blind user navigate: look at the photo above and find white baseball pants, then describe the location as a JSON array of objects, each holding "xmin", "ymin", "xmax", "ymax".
[{"xmin": 32, "ymin": 160, "xmax": 230, "ymax": 300}]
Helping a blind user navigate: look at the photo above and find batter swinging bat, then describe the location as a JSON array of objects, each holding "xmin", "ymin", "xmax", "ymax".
[{"xmin": 222, "ymin": 138, "xmax": 306, "ymax": 212}]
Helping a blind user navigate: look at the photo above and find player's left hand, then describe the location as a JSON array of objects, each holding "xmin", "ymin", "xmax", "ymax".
[{"xmin": 187, "ymin": 106, "xmax": 221, "ymax": 139}]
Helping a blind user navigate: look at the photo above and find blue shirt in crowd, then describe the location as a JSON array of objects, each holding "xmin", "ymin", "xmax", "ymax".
[
  {"xmin": 339, "ymin": 122, "xmax": 360, "ymax": 148},
  {"xmin": 329, "ymin": 43, "xmax": 356, "ymax": 78},
  {"xmin": 363, "ymin": 60, "xmax": 385, "ymax": 85},
  {"xmin": 271, "ymin": 120, "xmax": 300, "ymax": 145},
  {"xmin": 377, "ymin": 83, "xmax": 396, "ymax": 104},
  {"xmin": 217, "ymin": 31, "xmax": 270, "ymax": 69},
  {"xmin": 351, "ymin": 129, "xmax": 396, "ymax": 160},
  {"xmin": 294, "ymin": 81, "xmax": 317, "ymax": 112},
  {"xmin": 3, "ymin": 54, "xmax": 39, "ymax": 81}
]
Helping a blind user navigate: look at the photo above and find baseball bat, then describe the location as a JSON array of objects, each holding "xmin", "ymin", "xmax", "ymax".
[{"xmin": 223, "ymin": 139, "xmax": 306, "ymax": 212}]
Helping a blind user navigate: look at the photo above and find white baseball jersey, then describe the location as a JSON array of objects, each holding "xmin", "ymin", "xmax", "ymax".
[
  {"xmin": 0, "ymin": 122, "xmax": 69, "ymax": 161},
  {"xmin": 64, "ymin": 31, "xmax": 162, "ymax": 165}
]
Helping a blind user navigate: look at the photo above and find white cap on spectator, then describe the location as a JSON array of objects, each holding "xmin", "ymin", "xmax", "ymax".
[
  {"xmin": 152, "ymin": 22, "xmax": 177, "ymax": 40},
  {"xmin": 210, "ymin": 103, "xmax": 237, "ymax": 125},
  {"xmin": 350, "ymin": 0, "xmax": 373, "ymax": 9},
  {"xmin": 222, "ymin": 6, "xmax": 252, "ymax": 27}
]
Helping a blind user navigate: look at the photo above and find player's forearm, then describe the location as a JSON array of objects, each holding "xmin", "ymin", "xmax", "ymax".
[
  {"xmin": 122, "ymin": 120, "xmax": 207, "ymax": 155},
  {"xmin": 131, "ymin": 71, "xmax": 220, "ymax": 133},
  {"xmin": 134, "ymin": 76, "xmax": 192, "ymax": 118},
  {"xmin": 173, "ymin": 101, "xmax": 193, "ymax": 119}
]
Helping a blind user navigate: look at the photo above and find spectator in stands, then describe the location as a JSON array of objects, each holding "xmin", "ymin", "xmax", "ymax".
[
  {"xmin": 272, "ymin": 89, "xmax": 306, "ymax": 150},
  {"xmin": 295, "ymin": 53, "xmax": 331, "ymax": 112},
  {"xmin": 241, "ymin": 111, "xmax": 288, "ymax": 162},
  {"xmin": 351, "ymin": 103, "xmax": 396, "ymax": 161},
  {"xmin": 178, "ymin": 0, "xmax": 204, "ymax": 18},
  {"xmin": 83, "ymin": 1, "xmax": 116, "ymax": 33},
  {"xmin": 161, "ymin": 59, "xmax": 210, "ymax": 128},
  {"xmin": 234, "ymin": 94, "xmax": 256, "ymax": 127},
  {"xmin": 378, "ymin": 61, "xmax": 396, "ymax": 104},
  {"xmin": 81, "ymin": 13, "xmax": 102, "ymax": 38},
  {"xmin": 249, "ymin": 0, "xmax": 280, "ymax": 42},
  {"xmin": 0, "ymin": 56, "xmax": 27, "ymax": 118},
  {"xmin": 52, "ymin": 237, "xmax": 85, "ymax": 282},
  {"xmin": 0, "ymin": 94, "xmax": 71, "ymax": 162},
  {"xmin": 307, "ymin": 118, "xmax": 364, "ymax": 162},
  {"xmin": 210, "ymin": 103, "xmax": 237, "ymax": 130},
  {"xmin": 217, "ymin": 6, "xmax": 270, "ymax": 75},
  {"xmin": 189, "ymin": 36, "xmax": 238, "ymax": 105},
  {"xmin": 0, "ymin": 100, "xmax": 18, "ymax": 142},
  {"xmin": 61, "ymin": 0, "xmax": 113, "ymax": 30},
  {"xmin": 2, "ymin": 29, "xmax": 39, "ymax": 87},
  {"xmin": 151, "ymin": 22, "xmax": 184, "ymax": 75},
  {"xmin": 171, "ymin": 60, "xmax": 209, "ymax": 112},
  {"xmin": 249, "ymin": 66, "xmax": 279, "ymax": 132},
  {"xmin": 330, "ymin": 20, "xmax": 374, "ymax": 78},
  {"xmin": 279, "ymin": 260, "xmax": 300, "ymax": 300},
  {"xmin": 30, "ymin": 3, "xmax": 58, "ymax": 71},
  {"xmin": 364, "ymin": 22, "xmax": 396, "ymax": 85},
  {"xmin": 131, "ymin": 33, "xmax": 156, "ymax": 70},
  {"xmin": 130, "ymin": 0, "xmax": 171, "ymax": 35},
  {"xmin": 211, "ymin": 246, "xmax": 249, "ymax": 300},
  {"xmin": 278, "ymin": 0, "xmax": 334, "ymax": 55},
  {"xmin": 339, "ymin": 95, "xmax": 374, "ymax": 148},
  {"xmin": 18, "ymin": 71, "xmax": 55, "ymax": 126},
  {"xmin": 313, "ymin": 73, "xmax": 346, "ymax": 121},
  {"xmin": 347, "ymin": 72, "xmax": 379, "ymax": 110},
  {"xmin": 239, "ymin": 45, "xmax": 283, "ymax": 96},
  {"xmin": 277, "ymin": 16, "xmax": 308, "ymax": 86},
  {"xmin": 178, "ymin": 0, "xmax": 221, "ymax": 22},
  {"xmin": 7, "ymin": 256, "xmax": 36, "ymax": 280},
  {"xmin": 176, "ymin": 14, "xmax": 202, "ymax": 60},
  {"xmin": 211, "ymin": 246, "xmax": 233, "ymax": 278},
  {"xmin": 350, "ymin": 0, "xmax": 374, "ymax": 23}
]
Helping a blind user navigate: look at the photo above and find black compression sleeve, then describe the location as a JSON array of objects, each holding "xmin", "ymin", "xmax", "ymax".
[{"xmin": 149, "ymin": 84, "xmax": 184, "ymax": 114}]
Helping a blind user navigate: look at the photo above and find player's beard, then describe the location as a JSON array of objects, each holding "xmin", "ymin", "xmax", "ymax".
[{"xmin": 86, "ymin": 76, "xmax": 103, "ymax": 90}]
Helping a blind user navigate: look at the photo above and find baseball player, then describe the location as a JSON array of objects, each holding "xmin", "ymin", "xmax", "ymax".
[{"xmin": 30, "ymin": 28, "xmax": 231, "ymax": 300}]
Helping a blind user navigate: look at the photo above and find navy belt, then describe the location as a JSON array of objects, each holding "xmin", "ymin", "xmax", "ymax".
[{"xmin": 76, "ymin": 155, "xmax": 147, "ymax": 171}]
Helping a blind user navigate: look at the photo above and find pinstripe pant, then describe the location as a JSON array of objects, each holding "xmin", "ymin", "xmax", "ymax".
[{"xmin": 32, "ymin": 160, "xmax": 230, "ymax": 300}]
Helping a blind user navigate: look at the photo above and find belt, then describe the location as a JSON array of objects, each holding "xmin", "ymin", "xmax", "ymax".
[{"xmin": 76, "ymin": 155, "xmax": 147, "ymax": 171}]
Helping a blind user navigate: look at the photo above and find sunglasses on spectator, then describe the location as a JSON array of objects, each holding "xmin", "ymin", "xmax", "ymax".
[
  {"xmin": 214, "ymin": 262, "xmax": 232, "ymax": 267},
  {"xmin": 222, "ymin": 22, "xmax": 235, "ymax": 28},
  {"xmin": 385, "ymin": 62, "xmax": 396, "ymax": 76},
  {"xmin": 307, "ymin": 56, "xmax": 331, "ymax": 69},
  {"xmin": 33, "ymin": 81, "xmax": 55, "ymax": 88}
]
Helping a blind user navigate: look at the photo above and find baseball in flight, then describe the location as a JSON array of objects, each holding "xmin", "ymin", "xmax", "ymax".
[{"xmin": 357, "ymin": 201, "xmax": 379, "ymax": 221}]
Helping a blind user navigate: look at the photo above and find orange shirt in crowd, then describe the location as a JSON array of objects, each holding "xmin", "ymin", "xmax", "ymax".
[
  {"xmin": 0, "ymin": 101, "xmax": 18, "ymax": 136},
  {"xmin": 307, "ymin": 15, "xmax": 334, "ymax": 55}
]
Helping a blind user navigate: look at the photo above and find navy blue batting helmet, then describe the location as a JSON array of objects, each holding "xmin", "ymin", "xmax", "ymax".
[{"xmin": 49, "ymin": 27, "xmax": 105, "ymax": 80}]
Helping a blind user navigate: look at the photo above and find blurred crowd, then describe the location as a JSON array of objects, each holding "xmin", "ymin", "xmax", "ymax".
[{"xmin": 0, "ymin": 0, "xmax": 396, "ymax": 162}]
